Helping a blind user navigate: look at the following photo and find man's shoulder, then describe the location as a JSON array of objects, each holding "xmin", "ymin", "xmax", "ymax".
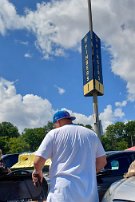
[
  {"xmin": 77, "ymin": 125, "xmax": 95, "ymax": 133},
  {"xmin": 68, "ymin": 124, "xmax": 96, "ymax": 135}
]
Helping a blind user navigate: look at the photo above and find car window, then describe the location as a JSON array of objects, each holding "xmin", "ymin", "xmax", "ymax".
[
  {"xmin": 106, "ymin": 156, "xmax": 130, "ymax": 175},
  {"xmin": 3, "ymin": 154, "xmax": 19, "ymax": 168}
]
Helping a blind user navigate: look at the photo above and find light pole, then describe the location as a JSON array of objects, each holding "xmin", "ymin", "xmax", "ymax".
[
  {"xmin": 87, "ymin": 0, "xmax": 101, "ymax": 137},
  {"xmin": 87, "ymin": 0, "xmax": 93, "ymax": 31}
]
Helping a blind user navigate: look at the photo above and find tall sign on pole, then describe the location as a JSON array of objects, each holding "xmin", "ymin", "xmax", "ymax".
[{"xmin": 81, "ymin": 0, "xmax": 104, "ymax": 137}]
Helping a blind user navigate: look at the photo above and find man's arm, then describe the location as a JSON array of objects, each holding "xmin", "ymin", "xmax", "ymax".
[
  {"xmin": 34, "ymin": 155, "xmax": 46, "ymax": 172},
  {"xmin": 96, "ymin": 155, "xmax": 107, "ymax": 173},
  {"xmin": 32, "ymin": 155, "xmax": 46, "ymax": 185}
]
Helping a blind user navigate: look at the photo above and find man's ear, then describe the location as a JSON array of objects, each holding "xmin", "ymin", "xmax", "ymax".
[{"xmin": 57, "ymin": 120, "xmax": 61, "ymax": 127}]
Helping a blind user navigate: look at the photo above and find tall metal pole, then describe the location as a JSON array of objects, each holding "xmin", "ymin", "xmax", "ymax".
[
  {"xmin": 87, "ymin": 0, "xmax": 101, "ymax": 137},
  {"xmin": 87, "ymin": 0, "xmax": 93, "ymax": 31}
]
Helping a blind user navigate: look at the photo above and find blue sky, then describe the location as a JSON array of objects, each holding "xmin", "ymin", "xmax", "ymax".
[{"xmin": 0, "ymin": 0, "xmax": 135, "ymax": 132}]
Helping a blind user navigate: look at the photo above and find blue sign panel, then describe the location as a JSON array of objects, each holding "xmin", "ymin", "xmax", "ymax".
[
  {"xmin": 92, "ymin": 32, "xmax": 103, "ymax": 84},
  {"xmin": 81, "ymin": 31, "xmax": 104, "ymax": 96},
  {"xmin": 81, "ymin": 31, "xmax": 93, "ymax": 86}
]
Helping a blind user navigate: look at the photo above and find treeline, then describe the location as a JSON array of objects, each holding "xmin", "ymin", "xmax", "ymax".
[
  {"xmin": 0, "ymin": 122, "xmax": 54, "ymax": 154},
  {"xmin": 0, "ymin": 121, "xmax": 135, "ymax": 154},
  {"xmin": 0, "ymin": 122, "xmax": 92, "ymax": 154},
  {"xmin": 101, "ymin": 121, "xmax": 135, "ymax": 151}
]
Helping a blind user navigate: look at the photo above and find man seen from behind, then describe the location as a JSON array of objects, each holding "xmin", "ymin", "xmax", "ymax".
[{"xmin": 32, "ymin": 110, "xmax": 107, "ymax": 202}]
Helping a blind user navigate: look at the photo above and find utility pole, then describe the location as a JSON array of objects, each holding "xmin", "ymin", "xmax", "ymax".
[
  {"xmin": 81, "ymin": 0, "xmax": 104, "ymax": 138},
  {"xmin": 87, "ymin": 0, "xmax": 101, "ymax": 137}
]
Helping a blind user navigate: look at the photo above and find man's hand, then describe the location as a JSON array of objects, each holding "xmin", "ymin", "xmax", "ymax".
[
  {"xmin": 32, "ymin": 170, "xmax": 43, "ymax": 187},
  {"xmin": 32, "ymin": 155, "xmax": 46, "ymax": 186},
  {"xmin": 96, "ymin": 155, "xmax": 107, "ymax": 173}
]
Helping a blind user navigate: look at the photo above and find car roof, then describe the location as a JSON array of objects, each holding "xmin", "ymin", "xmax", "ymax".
[
  {"xmin": 11, "ymin": 152, "xmax": 51, "ymax": 169},
  {"xmin": 106, "ymin": 150, "xmax": 135, "ymax": 156},
  {"xmin": 2, "ymin": 153, "xmax": 19, "ymax": 158},
  {"xmin": 106, "ymin": 151, "xmax": 121, "ymax": 155}
]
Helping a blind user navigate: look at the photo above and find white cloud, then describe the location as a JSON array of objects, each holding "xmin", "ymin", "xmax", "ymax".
[
  {"xmin": 15, "ymin": 40, "xmax": 29, "ymax": 46},
  {"xmin": 0, "ymin": 0, "xmax": 88, "ymax": 57},
  {"xmin": 114, "ymin": 108, "xmax": 125, "ymax": 118},
  {"xmin": 54, "ymin": 85, "xmax": 65, "ymax": 95},
  {"xmin": 0, "ymin": 0, "xmax": 25, "ymax": 34},
  {"xmin": 73, "ymin": 112, "xmax": 93, "ymax": 126},
  {"xmin": 0, "ymin": 78, "xmax": 54, "ymax": 132},
  {"xmin": 24, "ymin": 53, "xmax": 32, "ymax": 58},
  {"xmin": 59, "ymin": 108, "xmax": 94, "ymax": 125},
  {"xmin": 1, "ymin": 0, "xmax": 135, "ymax": 100},
  {"xmin": 61, "ymin": 105, "xmax": 125, "ymax": 133},
  {"xmin": 0, "ymin": 78, "xmax": 126, "ymax": 133},
  {"xmin": 99, "ymin": 105, "xmax": 114, "ymax": 132},
  {"xmin": 91, "ymin": 0, "xmax": 135, "ymax": 101},
  {"xmin": 115, "ymin": 100, "xmax": 127, "ymax": 107},
  {"xmin": 99, "ymin": 105, "xmax": 125, "ymax": 132},
  {"xmin": 0, "ymin": 0, "xmax": 135, "ymax": 129},
  {"xmin": 55, "ymin": 48, "xmax": 65, "ymax": 57}
]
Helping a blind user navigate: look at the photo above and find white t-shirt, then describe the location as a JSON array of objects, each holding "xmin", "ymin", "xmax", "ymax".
[{"xmin": 35, "ymin": 124, "xmax": 105, "ymax": 202}]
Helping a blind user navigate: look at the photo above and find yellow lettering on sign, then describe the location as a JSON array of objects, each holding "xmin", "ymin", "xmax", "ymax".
[
  {"xmin": 85, "ymin": 54, "xmax": 88, "ymax": 60},
  {"xmin": 84, "ymin": 36, "xmax": 88, "ymax": 43},
  {"xmin": 85, "ymin": 59, "xmax": 88, "ymax": 65}
]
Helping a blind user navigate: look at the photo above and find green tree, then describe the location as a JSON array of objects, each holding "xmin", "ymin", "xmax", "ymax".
[
  {"xmin": 22, "ymin": 127, "xmax": 45, "ymax": 151},
  {"xmin": 115, "ymin": 140, "xmax": 128, "ymax": 151},
  {"xmin": 102, "ymin": 122, "xmax": 127, "ymax": 151},
  {"xmin": 0, "ymin": 136, "xmax": 10, "ymax": 154},
  {"xmin": 125, "ymin": 121, "xmax": 135, "ymax": 147},
  {"xmin": 78, "ymin": 123, "xmax": 84, "ymax": 126},
  {"xmin": 104, "ymin": 124, "xmax": 118, "ymax": 150},
  {"xmin": 101, "ymin": 135, "xmax": 112, "ymax": 151},
  {"xmin": 113, "ymin": 122, "xmax": 126, "ymax": 138},
  {"xmin": 0, "ymin": 122, "xmax": 20, "ymax": 138},
  {"xmin": 77, "ymin": 123, "xmax": 93, "ymax": 130},
  {"xmin": 44, "ymin": 122, "xmax": 53, "ymax": 133},
  {"xmin": 85, "ymin": 124, "xmax": 92, "ymax": 130},
  {"xmin": 7, "ymin": 137, "xmax": 30, "ymax": 153}
]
